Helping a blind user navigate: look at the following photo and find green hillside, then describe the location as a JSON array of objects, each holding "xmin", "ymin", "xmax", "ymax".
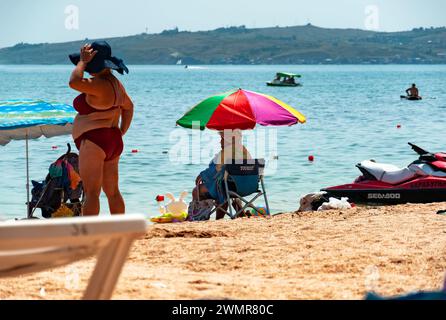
[{"xmin": 1, "ymin": 24, "xmax": 445, "ymax": 64}]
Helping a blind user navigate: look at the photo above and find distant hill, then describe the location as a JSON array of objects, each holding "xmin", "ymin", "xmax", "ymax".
[{"xmin": 1, "ymin": 24, "xmax": 445, "ymax": 64}]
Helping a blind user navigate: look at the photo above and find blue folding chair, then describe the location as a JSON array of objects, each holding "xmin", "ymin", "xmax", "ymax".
[{"xmin": 218, "ymin": 159, "xmax": 270, "ymax": 219}]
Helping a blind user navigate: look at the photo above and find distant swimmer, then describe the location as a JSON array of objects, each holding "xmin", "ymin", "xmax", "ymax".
[
  {"xmin": 405, "ymin": 83, "xmax": 422, "ymax": 99},
  {"xmin": 184, "ymin": 65, "xmax": 188, "ymax": 69}
]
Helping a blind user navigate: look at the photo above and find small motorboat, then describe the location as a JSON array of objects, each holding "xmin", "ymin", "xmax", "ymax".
[
  {"xmin": 267, "ymin": 72, "xmax": 302, "ymax": 87},
  {"xmin": 322, "ymin": 143, "xmax": 446, "ymax": 204},
  {"xmin": 401, "ymin": 95, "xmax": 422, "ymax": 101}
]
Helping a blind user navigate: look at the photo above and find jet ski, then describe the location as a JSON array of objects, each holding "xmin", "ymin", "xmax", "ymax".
[{"xmin": 322, "ymin": 143, "xmax": 446, "ymax": 204}]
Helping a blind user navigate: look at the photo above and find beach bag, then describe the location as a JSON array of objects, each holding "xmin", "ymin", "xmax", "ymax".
[
  {"xmin": 29, "ymin": 145, "xmax": 83, "ymax": 219},
  {"xmin": 187, "ymin": 199, "xmax": 214, "ymax": 221}
]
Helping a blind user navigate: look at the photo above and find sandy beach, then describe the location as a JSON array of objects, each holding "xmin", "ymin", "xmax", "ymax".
[{"xmin": 1, "ymin": 202, "xmax": 446, "ymax": 300}]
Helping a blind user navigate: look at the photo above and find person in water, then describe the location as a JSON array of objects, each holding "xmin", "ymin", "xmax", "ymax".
[
  {"xmin": 192, "ymin": 130, "xmax": 251, "ymax": 220},
  {"xmin": 69, "ymin": 41, "xmax": 134, "ymax": 216},
  {"xmin": 406, "ymin": 83, "xmax": 420, "ymax": 98}
]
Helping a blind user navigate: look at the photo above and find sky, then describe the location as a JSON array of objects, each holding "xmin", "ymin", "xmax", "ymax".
[{"xmin": 0, "ymin": 0, "xmax": 445, "ymax": 48}]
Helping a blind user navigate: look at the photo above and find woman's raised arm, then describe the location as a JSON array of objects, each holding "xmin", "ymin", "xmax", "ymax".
[{"xmin": 69, "ymin": 44, "xmax": 109, "ymax": 96}]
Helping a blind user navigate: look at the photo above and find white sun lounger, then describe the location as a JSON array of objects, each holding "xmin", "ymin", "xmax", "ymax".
[{"xmin": 0, "ymin": 215, "xmax": 148, "ymax": 300}]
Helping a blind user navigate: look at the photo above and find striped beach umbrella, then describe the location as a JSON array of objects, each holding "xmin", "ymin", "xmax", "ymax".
[
  {"xmin": 176, "ymin": 89, "xmax": 306, "ymax": 130},
  {"xmin": 0, "ymin": 100, "xmax": 75, "ymax": 146},
  {"xmin": 0, "ymin": 100, "xmax": 76, "ymax": 218}
]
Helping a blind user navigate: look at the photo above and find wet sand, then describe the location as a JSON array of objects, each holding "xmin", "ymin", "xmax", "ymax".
[{"xmin": 1, "ymin": 202, "xmax": 446, "ymax": 300}]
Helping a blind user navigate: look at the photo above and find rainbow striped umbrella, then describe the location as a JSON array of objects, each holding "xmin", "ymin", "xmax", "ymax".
[{"xmin": 177, "ymin": 89, "xmax": 306, "ymax": 130}]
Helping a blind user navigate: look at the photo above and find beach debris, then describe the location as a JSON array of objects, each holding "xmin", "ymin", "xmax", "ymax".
[
  {"xmin": 39, "ymin": 287, "xmax": 46, "ymax": 297},
  {"xmin": 299, "ymin": 192, "xmax": 355, "ymax": 212},
  {"xmin": 152, "ymin": 282, "xmax": 167, "ymax": 289},
  {"xmin": 318, "ymin": 197, "xmax": 352, "ymax": 211},
  {"xmin": 146, "ymin": 228, "xmax": 229, "ymax": 238},
  {"xmin": 298, "ymin": 192, "xmax": 328, "ymax": 211},
  {"xmin": 364, "ymin": 265, "xmax": 381, "ymax": 292},
  {"xmin": 64, "ymin": 266, "xmax": 80, "ymax": 290}
]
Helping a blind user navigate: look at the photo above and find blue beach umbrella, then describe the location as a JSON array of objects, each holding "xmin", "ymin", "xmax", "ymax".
[{"xmin": 0, "ymin": 100, "xmax": 76, "ymax": 218}]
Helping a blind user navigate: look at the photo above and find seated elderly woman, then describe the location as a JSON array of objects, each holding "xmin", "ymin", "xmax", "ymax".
[{"xmin": 192, "ymin": 130, "xmax": 251, "ymax": 219}]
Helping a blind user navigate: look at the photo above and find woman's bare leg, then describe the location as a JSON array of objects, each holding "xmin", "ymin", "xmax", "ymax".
[
  {"xmin": 79, "ymin": 140, "xmax": 105, "ymax": 216},
  {"xmin": 216, "ymin": 203, "xmax": 227, "ymax": 220},
  {"xmin": 102, "ymin": 157, "xmax": 125, "ymax": 214},
  {"xmin": 192, "ymin": 184, "xmax": 208, "ymax": 201}
]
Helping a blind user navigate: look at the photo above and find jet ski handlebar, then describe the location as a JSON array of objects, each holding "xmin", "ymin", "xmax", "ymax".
[{"xmin": 408, "ymin": 143, "xmax": 429, "ymax": 156}]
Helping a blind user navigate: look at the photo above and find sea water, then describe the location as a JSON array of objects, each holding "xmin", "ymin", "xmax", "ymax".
[{"xmin": 0, "ymin": 64, "xmax": 445, "ymax": 220}]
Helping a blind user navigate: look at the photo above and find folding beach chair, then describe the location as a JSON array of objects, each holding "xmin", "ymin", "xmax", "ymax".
[
  {"xmin": 0, "ymin": 215, "xmax": 147, "ymax": 300},
  {"xmin": 218, "ymin": 159, "xmax": 270, "ymax": 219}
]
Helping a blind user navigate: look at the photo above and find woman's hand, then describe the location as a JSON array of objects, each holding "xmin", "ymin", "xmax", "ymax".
[{"xmin": 80, "ymin": 44, "xmax": 97, "ymax": 63}]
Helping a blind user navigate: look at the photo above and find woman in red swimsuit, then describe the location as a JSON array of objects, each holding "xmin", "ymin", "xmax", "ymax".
[{"xmin": 69, "ymin": 41, "xmax": 134, "ymax": 216}]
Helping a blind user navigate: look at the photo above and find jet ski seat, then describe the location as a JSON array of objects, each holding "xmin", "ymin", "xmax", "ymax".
[
  {"xmin": 358, "ymin": 160, "xmax": 417, "ymax": 185},
  {"xmin": 410, "ymin": 163, "xmax": 446, "ymax": 177}
]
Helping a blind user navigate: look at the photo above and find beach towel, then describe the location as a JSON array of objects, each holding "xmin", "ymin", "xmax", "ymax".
[
  {"xmin": 66, "ymin": 162, "xmax": 81, "ymax": 190},
  {"xmin": 199, "ymin": 162, "xmax": 226, "ymax": 204}
]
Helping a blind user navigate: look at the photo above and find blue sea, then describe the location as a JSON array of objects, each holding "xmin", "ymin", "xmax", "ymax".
[{"xmin": 0, "ymin": 65, "xmax": 445, "ymax": 220}]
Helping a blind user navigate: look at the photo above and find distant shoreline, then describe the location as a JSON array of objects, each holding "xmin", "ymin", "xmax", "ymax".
[{"xmin": 1, "ymin": 25, "xmax": 445, "ymax": 65}]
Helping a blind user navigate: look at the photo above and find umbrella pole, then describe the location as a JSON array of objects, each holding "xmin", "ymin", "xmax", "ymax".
[{"xmin": 26, "ymin": 131, "xmax": 31, "ymax": 219}]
